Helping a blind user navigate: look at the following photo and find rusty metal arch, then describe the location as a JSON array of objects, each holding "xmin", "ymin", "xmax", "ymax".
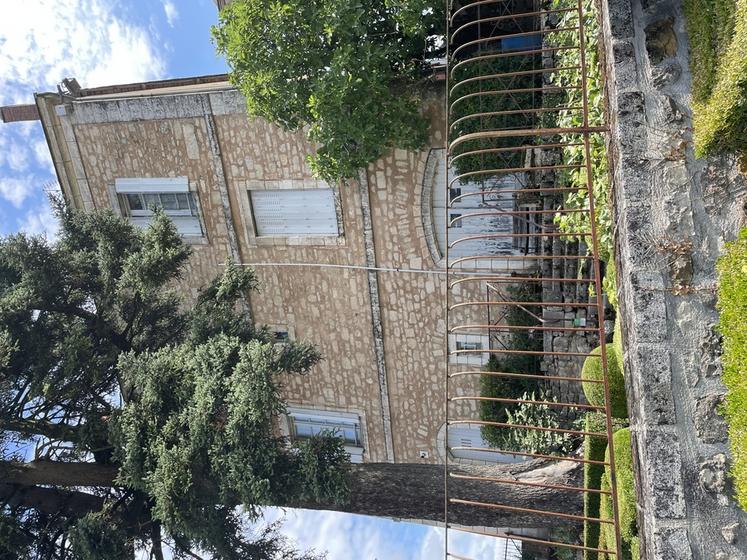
[{"xmin": 444, "ymin": 0, "xmax": 624, "ymax": 557}]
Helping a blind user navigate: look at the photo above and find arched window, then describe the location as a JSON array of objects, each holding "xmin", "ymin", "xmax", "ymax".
[{"xmin": 422, "ymin": 148, "xmax": 532, "ymax": 268}]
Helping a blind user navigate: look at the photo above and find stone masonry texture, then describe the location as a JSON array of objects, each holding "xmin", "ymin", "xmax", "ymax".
[
  {"xmin": 600, "ymin": 0, "xmax": 747, "ymax": 557},
  {"xmin": 39, "ymin": 82, "xmax": 485, "ymax": 467}
]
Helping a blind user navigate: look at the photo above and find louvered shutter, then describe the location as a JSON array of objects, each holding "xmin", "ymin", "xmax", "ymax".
[
  {"xmin": 447, "ymin": 423, "xmax": 526, "ymax": 463},
  {"xmin": 250, "ymin": 189, "xmax": 338, "ymax": 236}
]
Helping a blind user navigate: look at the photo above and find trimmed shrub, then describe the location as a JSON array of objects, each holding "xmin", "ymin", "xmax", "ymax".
[
  {"xmin": 599, "ymin": 428, "xmax": 639, "ymax": 559},
  {"xmin": 583, "ymin": 413, "xmax": 628, "ymax": 560},
  {"xmin": 584, "ymin": 416, "xmax": 608, "ymax": 560},
  {"xmin": 683, "ymin": 0, "xmax": 737, "ymax": 103},
  {"xmin": 582, "ymin": 343, "xmax": 627, "ymax": 418},
  {"xmin": 716, "ymin": 228, "xmax": 747, "ymax": 509}
]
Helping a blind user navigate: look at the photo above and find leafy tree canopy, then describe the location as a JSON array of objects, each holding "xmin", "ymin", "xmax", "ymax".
[
  {"xmin": 211, "ymin": 0, "xmax": 445, "ymax": 181},
  {"xmin": 0, "ymin": 204, "xmax": 345, "ymax": 559}
]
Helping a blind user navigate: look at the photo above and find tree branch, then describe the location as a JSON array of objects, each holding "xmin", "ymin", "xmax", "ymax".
[
  {"xmin": 172, "ymin": 535, "xmax": 204, "ymax": 560},
  {"xmin": 0, "ymin": 417, "xmax": 82, "ymax": 443},
  {"xmin": 0, "ymin": 483, "xmax": 104, "ymax": 518},
  {"xmin": 292, "ymin": 459, "xmax": 583, "ymax": 529},
  {"xmin": 0, "ymin": 460, "xmax": 118, "ymax": 488}
]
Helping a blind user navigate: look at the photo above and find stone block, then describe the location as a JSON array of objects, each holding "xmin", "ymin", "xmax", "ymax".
[
  {"xmin": 699, "ymin": 324, "xmax": 724, "ymax": 379},
  {"xmin": 652, "ymin": 61, "xmax": 683, "ymax": 89},
  {"xmin": 694, "ymin": 393, "xmax": 728, "ymax": 444},
  {"xmin": 722, "ymin": 522, "xmax": 739, "ymax": 545},
  {"xmin": 606, "ymin": 0, "xmax": 634, "ymax": 39},
  {"xmin": 611, "ymin": 39, "xmax": 638, "ymax": 87},
  {"xmin": 633, "ymin": 344, "xmax": 676, "ymax": 424},
  {"xmin": 624, "ymin": 283, "xmax": 667, "ymax": 345},
  {"xmin": 616, "ymin": 92, "xmax": 647, "ymax": 158},
  {"xmin": 699, "ymin": 453, "xmax": 730, "ymax": 507},
  {"xmin": 642, "ymin": 430, "xmax": 686, "ymax": 518},
  {"xmin": 617, "ymin": 156, "xmax": 653, "ymax": 205},
  {"xmin": 645, "ymin": 17, "xmax": 678, "ymax": 65},
  {"xmin": 652, "ymin": 526, "xmax": 693, "ymax": 560}
]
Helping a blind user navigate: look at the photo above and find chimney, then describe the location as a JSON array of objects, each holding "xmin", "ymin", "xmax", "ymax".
[{"xmin": 0, "ymin": 104, "xmax": 41, "ymax": 123}]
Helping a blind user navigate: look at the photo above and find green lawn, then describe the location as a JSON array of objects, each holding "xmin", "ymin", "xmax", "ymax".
[
  {"xmin": 684, "ymin": 0, "xmax": 747, "ymax": 156},
  {"xmin": 717, "ymin": 228, "xmax": 747, "ymax": 508}
]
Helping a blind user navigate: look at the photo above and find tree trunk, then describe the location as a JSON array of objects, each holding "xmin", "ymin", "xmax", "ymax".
[
  {"xmin": 0, "ymin": 460, "xmax": 118, "ymax": 487},
  {"xmin": 0, "ymin": 483, "xmax": 104, "ymax": 518},
  {"xmin": 0, "ymin": 458, "xmax": 581, "ymax": 529},
  {"xmin": 297, "ymin": 459, "xmax": 583, "ymax": 529}
]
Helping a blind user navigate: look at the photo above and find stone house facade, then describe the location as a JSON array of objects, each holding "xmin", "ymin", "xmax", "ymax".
[{"xmin": 31, "ymin": 75, "xmax": 537, "ymax": 466}]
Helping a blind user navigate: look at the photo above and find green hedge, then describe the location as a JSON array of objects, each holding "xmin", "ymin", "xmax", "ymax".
[
  {"xmin": 583, "ymin": 413, "xmax": 627, "ymax": 560},
  {"xmin": 716, "ymin": 228, "xmax": 747, "ymax": 509},
  {"xmin": 582, "ymin": 343, "xmax": 627, "ymax": 418},
  {"xmin": 613, "ymin": 317, "xmax": 624, "ymax": 364},
  {"xmin": 684, "ymin": 0, "xmax": 747, "ymax": 156},
  {"xmin": 599, "ymin": 428, "xmax": 639, "ymax": 559}
]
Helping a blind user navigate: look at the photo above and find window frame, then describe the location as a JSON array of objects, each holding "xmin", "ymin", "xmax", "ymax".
[
  {"xmin": 114, "ymin": 177, "xmax": 205, "ymax": 239},
  {"xmin": 448, "ymin": 333, "xmax": 490, "ymax": 365},
  {"xmin": 285, "ymin": 407, "xmax": 365, "ymax": 463},
  {"xmin": 124, "ymin": 192, "xmax": 198, "ymax": 218},
  {"xmin": 236, "ymin": 180, "xmax": 346, "ymax": 248}
]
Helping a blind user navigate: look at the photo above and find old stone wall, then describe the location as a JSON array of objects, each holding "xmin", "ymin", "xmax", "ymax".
[{"xmin": 599, "ymin": 0, "xmax": 747, "ymax": 557}]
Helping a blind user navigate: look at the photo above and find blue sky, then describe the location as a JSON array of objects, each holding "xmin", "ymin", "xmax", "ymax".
[
  {"xmin": 0, "ymin": 0, "xmax": 226, "ymax": 238},
  {"xmin": 0, "ymin": 2, "xmax": 517, "ymax": 558}
]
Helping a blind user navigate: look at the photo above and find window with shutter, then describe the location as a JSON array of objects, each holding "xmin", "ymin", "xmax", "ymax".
[
  {"xmin": 449, "ymin": 333, "xmax": 490, "ymax": 365},
  {"xmin": 249, "ymin": 189, "xmax": 338, "ymax": 236},
  {"xmin": 115, "ymin": 178, "xmax": 203, "ymax": 237}
]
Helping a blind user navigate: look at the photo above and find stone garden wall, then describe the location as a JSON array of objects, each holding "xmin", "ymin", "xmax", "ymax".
[{"xmin": 599, "ymin": 0, "xmax": 747, "ymax": 557}]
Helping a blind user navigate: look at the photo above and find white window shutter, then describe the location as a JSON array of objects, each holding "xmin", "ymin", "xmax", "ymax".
[
  {"xmin": 115, "ymin": 177, "xmax": 201, "ymax": 237},
  {"xmin": 115, "ymin": 177, "xmax": 189, "ymax": 194},
  {"xmin": 250, "ymin": 189, "xmax": 338, "ymax": 236}
]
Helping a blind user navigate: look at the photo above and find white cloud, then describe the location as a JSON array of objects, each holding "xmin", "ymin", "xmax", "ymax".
[
  {"xmin": 7, "ymin": 143, "xmax": 30, "ymax": 172},
  {"xmin": 18, "ymin": 200, "xmax": 59, "ymax": 240},
  {"xmin": 163, "ymin": 0, "xmax": 179, "ymax": 27},
  {"xmin": 32, "ymin": 139, "xmax": 55, "ymax": 174},
  {"xmin": 0, "ymin": 0, "xmax": 167, "ymax": 105},
  {"xmin": 0, "ymin": 0, "xmax": 168, "ymax": 235},
  {"xmin": 250, "ymin": 508, "xmax": 513, "ymax": 560},
  {"xmin": 0, "ymin": 177, "xmax": 34, "ymax": 207}
]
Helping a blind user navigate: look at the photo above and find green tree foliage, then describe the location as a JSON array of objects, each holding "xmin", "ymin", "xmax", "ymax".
[
  {"xmin": 550, "ymin": 0, "xmax": 616, "ymax": 303},
  {"xmin": 212, "ymin": 0, "xmax": 444, "ymax": 181},
  {"xmin": 478, "ymin": 285, "xmax": 543, "ymax": 414},
  {"xmin": 0, "ymin": 205, "xmax": 340, "ymax": 559},
  {"xmin": 499, "ymin": 390, "xmax": 579, "ymax": 455}
]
